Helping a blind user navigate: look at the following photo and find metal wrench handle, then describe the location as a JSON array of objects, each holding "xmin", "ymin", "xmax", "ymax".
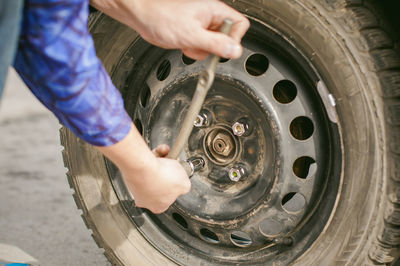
[{"xmin": 168, "ymin": 19, "xmax": 234, "ymax": 162}]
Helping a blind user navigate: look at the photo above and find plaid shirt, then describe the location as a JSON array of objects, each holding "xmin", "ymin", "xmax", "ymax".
[{"xmin": 14, "ymin": 0, "xmax": 132, "ymax": 146}]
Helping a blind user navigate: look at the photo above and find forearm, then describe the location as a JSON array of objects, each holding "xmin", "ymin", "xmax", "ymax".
[
  {"xmin": 89, "ymin": 0, "xmax": 147, "ymax": 34},
  {"xmin": 96, "ymin": 123, "xmax": 157, "ymax": 179}
]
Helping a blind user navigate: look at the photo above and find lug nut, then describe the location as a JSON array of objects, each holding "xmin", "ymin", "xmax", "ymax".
[
  {"xmin": 194, "ymin": 112, "xmax": 209, "ymax": 127},
  {"xmin": 232, "ymin": 119, "xmax": 250, "ymax": 136},
  {"xmin": 228, "ymin": 166, "xmax": 246, "ymax": 182},
  {"xmin": 187, "ymin": 157, "xmax": 205, "ymax": 174}
]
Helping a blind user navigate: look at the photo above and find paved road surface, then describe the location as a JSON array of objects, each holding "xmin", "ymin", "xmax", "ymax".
[{"xmin": 0, "ymin": 69, "xmax": 109, "ymax": 265}]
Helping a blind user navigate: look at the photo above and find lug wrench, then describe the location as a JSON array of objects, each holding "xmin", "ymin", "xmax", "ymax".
[{"xmin": 167, "ymin": 19, "xmax": 234, "ymax": 176}]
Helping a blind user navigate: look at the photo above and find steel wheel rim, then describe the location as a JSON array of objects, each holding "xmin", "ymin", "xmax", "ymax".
[{"xmin": 107, "ymin": 18, "xmax": 342, "ymax": 264}]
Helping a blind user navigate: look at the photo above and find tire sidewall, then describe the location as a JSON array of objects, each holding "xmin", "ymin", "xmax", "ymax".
[{"xmin": 227, "ymin": 0, "xmax": 384, "ymax": 264}]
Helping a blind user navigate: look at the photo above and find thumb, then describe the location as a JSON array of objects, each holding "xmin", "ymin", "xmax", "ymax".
[
  {"xmin": 191, "ymin": 29, "xmax": 243, "ymax": 59},
  {"xmin": 152, "ymin": 144, "xmax": 170, "ymax": 158}
]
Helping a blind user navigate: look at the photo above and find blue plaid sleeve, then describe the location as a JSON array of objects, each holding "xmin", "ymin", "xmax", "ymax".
[{"xmin": 13, "ymin": 0, "xmax": 132, "ymax": 146}]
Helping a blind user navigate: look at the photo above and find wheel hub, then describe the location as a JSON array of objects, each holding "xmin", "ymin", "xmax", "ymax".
[{"xmin": 204, "ymin": 126, "xmax": 237, "ymax": 165}]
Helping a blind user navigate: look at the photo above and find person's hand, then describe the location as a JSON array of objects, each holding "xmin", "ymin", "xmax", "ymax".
[
  {"xmin": 96, "ymin": 126, "xmax": 191, "ymax": 214},
  {"xmin": 91, "ymin": 0, "xmax": 250, "ymax": 60},
  {"xmin": 123, "ymin": 144, "xmax": 191, "ymax": 213}
]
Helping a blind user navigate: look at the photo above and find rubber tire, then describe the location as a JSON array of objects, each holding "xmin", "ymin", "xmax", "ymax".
[{"xmin": 61, "ymin": 0, "xmax": 400, "ymax": 265}]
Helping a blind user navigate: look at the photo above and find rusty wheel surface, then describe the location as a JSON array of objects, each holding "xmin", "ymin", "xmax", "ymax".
[
  {"xmin": 105, "ymin": 17, "xmax": 341, "ymax": 264},
  {"xmin": 62, "ymin": 0, "xmax": 400, "ymax": 265}
]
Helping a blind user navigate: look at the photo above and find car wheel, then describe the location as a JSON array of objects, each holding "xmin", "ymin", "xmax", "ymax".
[{"xmin": 61, "ymin": 0, "xmax": 400, "ymax": 264}]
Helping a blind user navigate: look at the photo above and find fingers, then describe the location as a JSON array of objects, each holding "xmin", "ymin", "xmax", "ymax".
[
  {"xmin": 152, "ymin": 206, "xmax": 168, "ymax": 214},
  {"xmin": 186, "ymin": 3, "xmax": 250, "ymax": 59},
  {"xmin": 207, "ymin": 2, "xmax": 250, "ymax": 42},
  {"xmin": 182, "ymin": 48, "xmax": 209, "ymax": 60},
  {"xmin": 221, "ymin": 7, "xmax": 250, "ymax": 43},
  {"xmin": 135, "ymin": 200, "xmax": 169, "ymax": 214},
  {"xmin": 135, "ymin": 180, "xmax": 191, "ymax": 214},
  {"xmin": 191, "ymin": 29, "xmax": 243, "ymax": 59},
  {"xmin": 134, "ymin": 162, "xmax": 191, "ymax": 214},
  {"xmin": 230, "ymin": 18, "xmax": 250, "ymax": 43},
  {"xmin": 180, "ymin": 174, "xmax": 191, "ymax": 194},
  {"xmin": 152, "ymin": 144, "xmax": 170, "ymax": 157}
]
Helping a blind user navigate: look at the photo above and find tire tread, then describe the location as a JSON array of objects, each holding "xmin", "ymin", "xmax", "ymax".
[
  {"xmin": 319, "ymin": 0, "xmax": 400, "ymax": 264},
  {"xmin": 60, "ymin": 125, "xmax": 119, "ymax": 265}
]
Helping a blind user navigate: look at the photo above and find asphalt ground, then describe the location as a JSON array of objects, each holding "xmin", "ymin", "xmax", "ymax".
[{"xmin": 0, "ymin": 69, "xmax": 110, "ymax": 265}]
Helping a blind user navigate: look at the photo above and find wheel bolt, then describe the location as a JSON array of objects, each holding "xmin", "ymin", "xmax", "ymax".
[
  {"xmin": 228, "ymin": 166, "xmax": 246, "ymax": 182},
  {"xmin": 185, "ymin": 157, "xmax": 205, "ymax": 176},
  {"xmin": 194, "ymin": 112, "xmax": 209, "ymax": 127},
  {"xmin": 187, "ymin": 157, "xmax": 205, "ymax": 172},
  {"xmin": 232, "ymin": 119, "xmax": 250, "ymax": 136}
]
